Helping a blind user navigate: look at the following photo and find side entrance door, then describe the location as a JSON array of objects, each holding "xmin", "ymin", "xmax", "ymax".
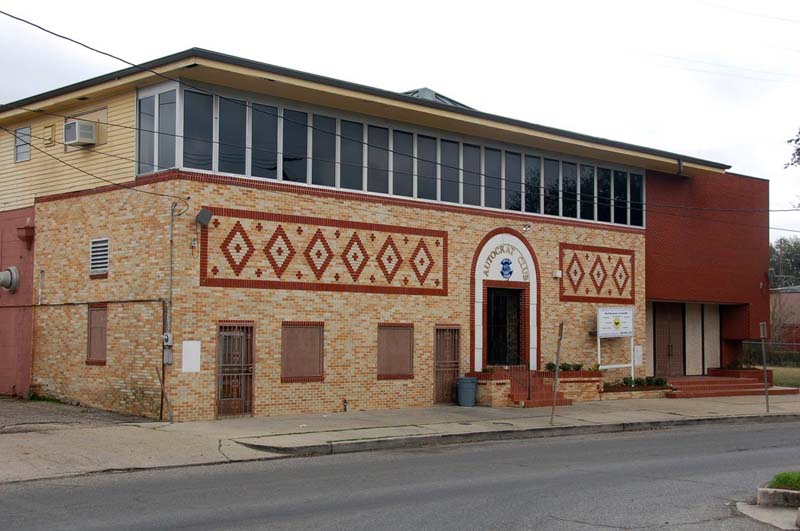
[
  {"xmin": 217, "ymin": 324, "xmax": 254, "ymax": 416},
  {"xmin": 434, "ymin": 326, "xmax": 460, "ymax": 403},
  {"xmin": 654, "ymin": 302, "xmax": 684, "ymax": 377},
  {"xmin": 487, "ymin": 288, "xmax": 521, "ymax": 366}
]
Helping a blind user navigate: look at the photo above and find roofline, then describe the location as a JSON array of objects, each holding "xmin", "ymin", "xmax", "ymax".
[{"xmin": 0, "ymin": 47, "xmax": 731, "ymax": 171}]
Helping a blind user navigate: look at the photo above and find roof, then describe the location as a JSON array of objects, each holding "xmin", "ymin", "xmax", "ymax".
[{"xmin": 0, "ymin": 47, "xmax": 731, "ymax": 171}]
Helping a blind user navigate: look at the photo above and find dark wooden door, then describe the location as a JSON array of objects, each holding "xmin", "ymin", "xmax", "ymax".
[
  {"xmin": 434, "ymin": 327, "xmax": 460, "ymax": 403},
  {"xmin": 654, "ymin": 303, "xmax": 684, "ymax": 377}
]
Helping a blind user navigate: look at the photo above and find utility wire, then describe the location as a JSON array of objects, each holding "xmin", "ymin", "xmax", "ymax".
[{"xmin": 0, "ymin": 126, "xmax": 189, "ymax": 214}]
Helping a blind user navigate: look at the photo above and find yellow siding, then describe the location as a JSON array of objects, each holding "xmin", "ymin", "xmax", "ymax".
[{"xmin": 0, "ymin": 91, "xmax": 136, "ymax": 212}]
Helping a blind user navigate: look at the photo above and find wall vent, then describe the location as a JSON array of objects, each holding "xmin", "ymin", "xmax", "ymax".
[{"xmin": 90, "ymin": 238, "xmax": 109, "ymax": 275}]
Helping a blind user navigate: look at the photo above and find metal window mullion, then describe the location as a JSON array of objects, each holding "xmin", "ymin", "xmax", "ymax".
[
  {"xmin": 576, "ymin": 161, "xmax": 581, "ymax": 219},
  {"xmin": 594, "ymin": 165, "xmax": 598, "ymax": 221},
  {"xmin": 306, "ymin": 113, "xmax": 313, "ymax": 184},
  {"xmin": 642, "ymin": 171, "xmax": 647, "ymax": 228},
  {"xmin": 480, "ymin": 146, "xmax": 485, "ymax": 207},
  {"xmin": 500, "ymin": 150, "xmax": 506, "ymax": 209},
  {"xmin": 245, "ymin": 103, "xmax": 252, "ymax": 177},
  {"xmin": 540, "ymin": 157, "xmax": 544, "ymax": 214},
  {"xmin": 558, "ymin": 160, "xmax": 563, "ymax": 217},
  {"xmin": 388, "ymin": 127, "xmax": 394, "ymax": 195},
  {"xmin": 412, "ymin": 133, "xmax": 418, "ymax": 198},
  {"xmin": 436, "ymin": 138, "xmax": 442, "ymax": 201},
  {"xmin": 212, "ymin": 95, "xmax": 219, "ymax": 173},
  {"xmin": 458, "ymin": 142, "xmax": 464, "ymax": 204},
  {"xmin": 335, "ymin": 118, "xmax": 341, "ymax": 188},
  {"xmin": 610, "ymin": 169, "xmax": 615, "ymax": 223},
  {"xmin": 362, "ymin": 125, "xmax": 368, "ymax": 192},
  {"xmin": 153, "ymin": 94, "xmax": 160, "ymax": 172},
  {"xmin": 276, "ymin": 107, "xmax": 284, "ymax": 181},
  {"xmin": 626, "ymin": 172, "xmax": 631, "ymax": 225},
  {"xmin": 521, "ymin": 155, "xmax": 526, "ymax": 213},
  {"xmin": 176, "ymin": 86, "xmax": 184, "ymax": 169}
]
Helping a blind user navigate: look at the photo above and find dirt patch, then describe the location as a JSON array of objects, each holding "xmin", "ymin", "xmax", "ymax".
[{"xmin": 0, "ymin": 396, "xmax": 148, "ymax": 434}]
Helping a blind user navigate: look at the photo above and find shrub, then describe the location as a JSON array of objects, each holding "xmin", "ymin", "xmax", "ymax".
[
  {"xmin": 634, "ymin": 377, "xmax": 646, "ymax": 386},
  {"xmin": 622, "ymin": 376, "xmax": 634, "ymax": 387},
  {"xmin": 571, "ymin": 363, "xmax": 583, "ymax": 371},
  {"xmin": 645, "ymin": 376, "xmax": 655, "ymax": 386},
  {"xmin": 654, "ymin": 377, "xmax": 667, "ymax": 386},
  {"xmin": 769, "ymin": 471, "xmax": 800, "ymax": 491},
  {"xmin": 559, "ymin": 362, "xmax": 573, "ymax": 372},
  {"xmin": 545, "ymin": 362, "xmax": 557, "ymax": 372}
]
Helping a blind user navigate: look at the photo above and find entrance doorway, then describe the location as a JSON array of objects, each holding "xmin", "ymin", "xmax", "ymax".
[
  {"xmin": 654, "ymin": 303, "xmax": 684, "ymax": 377},
  {"xmin": 216, "ymin": 324, "xmax": 254, "ymax": 416},
  {"xmin": 487, "ymin": 288, "xmax": 521, "ymax": 366},
  {"xmin": 434, "ymin": 326, "xmax": 460, "ymax": 403}
]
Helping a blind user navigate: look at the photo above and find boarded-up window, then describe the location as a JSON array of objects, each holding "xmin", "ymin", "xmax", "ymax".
[
  {"xmin": 87, "ymin": 305, "xmax": 107, "ymax": 365},
  {"xmin": 281, "ymin": 322, "xmax": 323, "ymax": 382},
  {"xmin": 377, "ymin": 324, "xmax": 413, "ymax": 379}
]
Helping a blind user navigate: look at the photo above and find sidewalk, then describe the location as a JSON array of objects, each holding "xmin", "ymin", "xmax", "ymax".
[{"xmin": 2, "ymin": 394, "xmax": 799, "ymax": 484}]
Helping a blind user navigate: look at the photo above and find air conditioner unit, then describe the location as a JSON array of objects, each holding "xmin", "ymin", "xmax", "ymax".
[{"xmin": 64, "ymin": 119, "xmax": 97, "ymax": 146}]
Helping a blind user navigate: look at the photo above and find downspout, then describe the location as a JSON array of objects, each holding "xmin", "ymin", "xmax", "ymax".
[{"xmin": 677, "ymin": 158, "xmax": 684, "ymax": 177}]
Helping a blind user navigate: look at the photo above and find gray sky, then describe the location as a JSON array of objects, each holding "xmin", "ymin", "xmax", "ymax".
[{"xmin": 2, "ymin": 0, "xmax": 799, "ymax": 240}]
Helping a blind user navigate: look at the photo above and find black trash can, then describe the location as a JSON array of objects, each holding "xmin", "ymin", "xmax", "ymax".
[{"xmin": 456, "ymin": 377, "xmax": 478, "ymax": 407}]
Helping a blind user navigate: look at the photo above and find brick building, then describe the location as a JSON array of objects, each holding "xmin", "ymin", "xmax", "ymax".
[{"xmin": 0, "ymin": 49, "xmax": 770, "ymax": 420}]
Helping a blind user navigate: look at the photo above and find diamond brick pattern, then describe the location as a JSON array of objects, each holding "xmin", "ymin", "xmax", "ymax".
[
  {"xmin": 220, "ymin": 221, "xmax": 255, "ymax": 276},
  {"xmin": 559, "ymin": 243, "xmax": 635, "ymax": 303},
  {"xmin": 377, "ymin": 236, "xmax": 403, "ymax": 284},
  {"xmin": 201, "ymin": 209, "xmax": 447, "ymax": 295},
  {"xmin": 304, "ymin": 229, "xmax": 334, "ymax": 280},
  {"xmin": 410, "ymin": 239, "xmax": 434, "ymax": 285},
  {"xmin": 264, "ymin": 225, "xmax": 295, "ymax": 278}
]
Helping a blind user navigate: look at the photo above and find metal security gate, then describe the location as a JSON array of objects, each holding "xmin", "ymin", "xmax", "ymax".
[
  {"xmin": 217, "ymin": 325, "xmax": 254, "ymax": 416},
  {"xmin": 434, "ymin": 326, "xmax": 460, "ymax": 403}
]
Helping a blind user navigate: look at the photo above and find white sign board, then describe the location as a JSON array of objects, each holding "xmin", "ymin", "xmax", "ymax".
[
  {"xmin": 597, "ymin": 307, "xmax": 634, "ymax": 338},
  {"xmin": 182, "ymin": 341, "xmax": 201, "ymax": 373}
]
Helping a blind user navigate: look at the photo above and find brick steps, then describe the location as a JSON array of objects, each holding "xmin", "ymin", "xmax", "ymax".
[
  {"xmin": 666, "ymin": 387, "xmax": 799, "ymax": 399},
  {"xmin": 666, "ymin": 376, "xmax": 799, "ymax": 398}
]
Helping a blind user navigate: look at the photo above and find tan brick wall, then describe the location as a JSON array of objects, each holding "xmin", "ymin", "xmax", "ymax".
[
  {"xmin": 33, "ymin": 173, "xmax": 646, "ymax": 420},
  {"xmin": 476, "ymin": 379, "xmax": 512, "ymax": 407}
]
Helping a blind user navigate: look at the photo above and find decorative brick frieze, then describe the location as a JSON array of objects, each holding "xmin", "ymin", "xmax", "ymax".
[
  {"xmin": 201, "ymin": 207, "xmax": 448, "ymax": 296},
  {"xmin": 559, "ymin": 243, "xmax": 635, "ymax": 304}
]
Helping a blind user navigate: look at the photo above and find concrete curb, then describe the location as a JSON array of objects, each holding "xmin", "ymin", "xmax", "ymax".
[{"xmin": 236, "ymin": 413, "xmax": 800, "ymax": 457}]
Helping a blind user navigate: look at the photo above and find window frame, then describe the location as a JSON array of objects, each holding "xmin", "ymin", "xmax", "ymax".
[
  {"xmin": 14, "ymin": 126, "xmax": 31, "ymax": 163},
  {"xmin": 377, "ymin": 323, "xmax": 414, "ymax": 380},
  {"xmin": 136, "ymin": 82, "xmax": 179, "ymax": 176},
  {"xmin": 163, "ymin": 82, "xmax": 645, "ymax": 228},
  {"xmin": 86, "ymin": 303, "xmax": 108, "ymax": 366}
]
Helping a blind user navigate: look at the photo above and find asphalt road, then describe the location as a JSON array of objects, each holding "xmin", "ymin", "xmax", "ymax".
[{"xmin": 2, "ymin": 421, "xmax": 798, "ymax": 530}]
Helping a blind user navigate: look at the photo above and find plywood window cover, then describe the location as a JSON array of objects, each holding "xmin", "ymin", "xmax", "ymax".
[
  {"xmin": 281, "ymin": 322, "xmax": 324, "ymax": 382},
  {"xmin": 377, "ymin": 323, "xmax": 414, "ymax": 380}
]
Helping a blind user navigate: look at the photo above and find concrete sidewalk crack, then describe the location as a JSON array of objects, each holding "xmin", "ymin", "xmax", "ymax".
[{"xmin": 217, "ymin": 439, "xmax": 232, "ymax": 462}]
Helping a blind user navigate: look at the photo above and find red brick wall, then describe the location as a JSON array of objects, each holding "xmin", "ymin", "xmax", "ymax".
[
  {"xmin": 0, "ymin": 207, "xmax": 35, "ymax": 396},
  {"xmin": 645, "ymin": 170, "xmax": 769, "ymax": 351}
]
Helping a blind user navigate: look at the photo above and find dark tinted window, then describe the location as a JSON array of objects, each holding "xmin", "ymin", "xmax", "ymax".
[
  {"xmin": 368, "ymin": 126, "xmax": 389, "ymax": 193},
  {"xmin": 137, "ymin": 96, "xmax": 155, "ymax": 174},
  {"xmin": 441, "ymin": 140, "xmax": 459, "ymax": 203},
  {"xmin": 393, "ymin": 130, "xmax": 413, "ymax": 197},
  {"xmin": 544, "ymin": 158, "xmax": 560, "ymax": 216},
  {"xmin": 463, "ymin": 144, "xmax": 481, "ymax": 206},
  {"xmin": 580, "ymin": 165, "xmax": 595, "ymax": 220},
  {"xmin": 283, "ymin": 109, "xmax": 308, "ymax": 182},
  {"xmin": 157, "ymin": 90, "xmax": 176, "ymax": 169},
  {"xmin": 630, "ymin": 173, "xmax": 643, "ymax": 226},
  {"xmin": 505, "ymin": 151, "xmax": 522, "ymax": 211},
  {"xmin": 614, "ymin": 170, "xmax": 628, "ymax": 224},
  {"xmin": 340, "ymin": 120, "xmax": 363, "ymax": 190},
  {"xmin": 484, "ymin": 148, "xmax": 501, "ymax": 208},
  {"xmin": 312, "ymin": 115, "xmax": 336, "ymax": 187},
  {"xmin": 524, "ymin": 155, "xmax": 540, "ymax": 213},
  {"xmin": 597, "ymin": 167, "xmax": 612, "ymax": 222},
  {"xmin": 218, "ymin": 97, "xmax": 246, "ymax": 175},
  {"xmin": 417, "ymin": 135, "xmax": 437, "ymax": 200},
  {"xmin": 183, "ymin": 91, "xmax": 213, "ymax": 171},
  {"xmin": 562, "ymin": 162, "xmax": 577, "ymax": 218},
  {"xmin": 251, "ymin": 103, "xmax": 278, "ymax": 179}
]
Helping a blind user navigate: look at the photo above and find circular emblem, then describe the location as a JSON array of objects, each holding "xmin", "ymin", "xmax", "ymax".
[{"xmin": 500, "ymin": 258, "xmax": 513, "ymax": 280}]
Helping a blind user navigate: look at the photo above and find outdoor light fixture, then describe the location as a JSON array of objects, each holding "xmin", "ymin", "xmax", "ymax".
[
  {"xmin": 521, "ymin": 224, "xmax": 531, "ymax": 233},
  {"xmin": 195, "ymin": 208, "xmax": 212, "ymax": 227}
]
